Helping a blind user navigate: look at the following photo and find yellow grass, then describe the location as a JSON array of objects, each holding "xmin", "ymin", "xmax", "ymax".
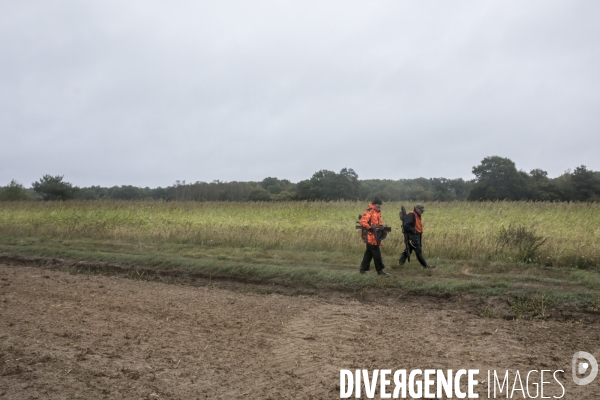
[{"xmin": 0, "ymin": 200, "xmax": 599, "ymax": 267}]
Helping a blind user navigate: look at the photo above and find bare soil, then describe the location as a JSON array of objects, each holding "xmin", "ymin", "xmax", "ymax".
[{"xmin": 1, "ymin": 262, "xmax": 599, "ymax": 399}]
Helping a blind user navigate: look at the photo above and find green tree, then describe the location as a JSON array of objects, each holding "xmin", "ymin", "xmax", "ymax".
[
  {"xmin": 304, "ymin": 168, "xmax": 360, "ymax": 201},
  {"xmin": 527, "ymin": 168, "xmax": 561, "ymax": 201},
  {"xmin": 295, "ymin": 179, "xmax": 316, "ymax": 200},
  {"xmin": 32, "ymin": 175, "xmax": 78, "ymax": 201},
  {"xmin": 0, "ymin": 180, "xmax": 33, "ymax": 201},
  {"xmin": 76, "ymin": 186, "xmax": 111, "ymax": 200},
  {"xmin": 247, "ymin": 187, "xmax": 272, "ymax": 201},
  {"xmin": 109, "ymin": 185, "xmax": 144, "ymax": 200},
  {"xmin": 260, "ymin": 177, "xmax": 293, "ymax": 195},
  {"xmin": 468, "ymin": 156, "xmax": 528, "ymax": 200},
  {"xmin": 571, "ymin": 165, "xmax": 600, "ymax": 201}
]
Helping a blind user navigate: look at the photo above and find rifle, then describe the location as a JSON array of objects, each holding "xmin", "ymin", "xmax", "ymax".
[
  {"xmin": 399, "ymin": 206, "xmax": 411, "ymax": 262},
  {"xmin": 355, "ymin": 214, "xmax": 391, "ymax": 243},
  {"xmin": 356, "ymin": 214, "xmax": 368, "ymax": 243}
]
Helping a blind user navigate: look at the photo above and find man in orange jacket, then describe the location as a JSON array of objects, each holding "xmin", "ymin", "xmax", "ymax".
[
  {"xmin": 359, "ymin": 197, "xmax": 390, "ymax": 275},
  {"xmin": 399, "ymin": 204, "xmax": 435, "ymax": 269}
]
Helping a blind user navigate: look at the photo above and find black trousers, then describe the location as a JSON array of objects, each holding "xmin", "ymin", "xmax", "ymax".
[
  {"xmin": 399, "ymin": 234, "xmax": 428, "ymax": 267},
  {"xmin": 360, "ymin": 243, "xmax": 385, "ymax": 272}
]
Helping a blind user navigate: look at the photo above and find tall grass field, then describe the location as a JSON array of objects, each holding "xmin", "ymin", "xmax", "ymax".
[
  {"xmin": 1, "ymin": 200, "xmax": 598, "ymax": 268},
  {"xmin": 2, "ymin": 200, "xmax": 600, "ymax": 310}
]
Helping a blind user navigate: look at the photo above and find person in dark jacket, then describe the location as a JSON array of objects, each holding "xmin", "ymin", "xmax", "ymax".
[
  {"xmin": 399, "ymin": 204, "xmax": 435, "ymax": 269},
  {"xmin": 359, "ymin": 197, "xmax": 390, "ymax": 275}
]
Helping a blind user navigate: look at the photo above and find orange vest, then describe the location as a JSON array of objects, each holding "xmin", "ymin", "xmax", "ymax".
[
  {"xmin": 360, "ymin": 203, "xmax": 383, "ymax": 245},
  {"xmin": 409, "ymin": 210, "xmax": 423, "ymax": 233}
]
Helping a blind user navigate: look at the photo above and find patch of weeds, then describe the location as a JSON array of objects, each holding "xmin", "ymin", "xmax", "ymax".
[
  {"xmin": 585, "ymin": 298, "xmax": 600, "ymax": 313},
  {"xmin": 496, "ymin": 224, "xmax": 547, "ymax": 264},
  {"xmin": 574, "ymin": 256, "xmax": 597, "ymax": 270},
  {"xmin": 480, "ymin": 304, "xmax": 496, "ymax": 318},
  {"xmin": 489, "ymin": 279, "xmax": 510, "ymax": 288},
  {"xmin": 508, "ymin": 293, "xmax": 551, "ymax": 319},
  {"xmin": 529, "ymin": 293, "xmax": 549, "ymax": 318},
  {"xmin": 508, "ymin": 295, "xmax": 531, "ymax": 319}
]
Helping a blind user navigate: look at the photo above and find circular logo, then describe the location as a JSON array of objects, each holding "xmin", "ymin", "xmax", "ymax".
[{"xmin": 572, "ymin": 351, "xmax": 598, "ymax": 386}]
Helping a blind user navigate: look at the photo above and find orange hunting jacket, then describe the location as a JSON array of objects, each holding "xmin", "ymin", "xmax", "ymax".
[
  {"xmin": 359, "ymin": 203, "xmax": 383, "ymax": 245},
  {"xmin": 404, "ymin": 210, "xmax": 423, "ymax": 234}
]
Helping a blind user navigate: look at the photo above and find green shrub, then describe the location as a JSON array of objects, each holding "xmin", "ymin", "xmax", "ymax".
[
  {"xmin": 496, "ymin": 224, "xmax": 547, "ymax": 263},
  {"xmin": 0, "ymin": 180, "xmax": 32, "ymax": 201}
]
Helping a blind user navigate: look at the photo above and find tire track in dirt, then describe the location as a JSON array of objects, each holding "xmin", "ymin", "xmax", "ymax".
[{"xmin": 260, "ymin": 304, "xmax": 367, "ymax": 397}]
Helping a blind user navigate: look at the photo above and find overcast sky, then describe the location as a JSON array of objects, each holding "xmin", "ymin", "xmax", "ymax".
[{"xmin": 1, "ymin": 1, "xmax": 599, "ymax": 187}]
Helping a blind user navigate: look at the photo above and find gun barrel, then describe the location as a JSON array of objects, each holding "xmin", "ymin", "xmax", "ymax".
[{"xmin": 400, "ymin": 205, "xmax": 411, "ymax": 262}]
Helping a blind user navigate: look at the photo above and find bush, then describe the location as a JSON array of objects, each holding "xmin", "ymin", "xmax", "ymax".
[
  {"xmin": 0, "ymin": 180, "xmax": 32, "ymax": 201},
  {"xmin": 496, "ymin": 224, "xmax": 547, "ymax": 263}
]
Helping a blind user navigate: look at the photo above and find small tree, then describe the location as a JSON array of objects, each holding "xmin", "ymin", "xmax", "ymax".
[
  {"xmin": 32, "ymin": 175, "xmax": 78, "ymax": 201},
  {"xmin": 0, "ymin": 180, "xmax": 32, "ymax": 201}
]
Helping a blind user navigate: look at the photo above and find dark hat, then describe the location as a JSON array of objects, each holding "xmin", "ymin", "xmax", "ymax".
[{"xmin": 372, "ymin": 197, "xmax": 383, "ymax": 205}]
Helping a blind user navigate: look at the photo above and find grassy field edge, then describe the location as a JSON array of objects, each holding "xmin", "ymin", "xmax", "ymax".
[{"xmin": 2, "ymin": 241, "xmax": 600, "ymax": 321}]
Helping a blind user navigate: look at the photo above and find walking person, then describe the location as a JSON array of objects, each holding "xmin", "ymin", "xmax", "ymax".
[
  {"xmin": 399, "ymin": 204, "xmax": 436, "ymax": 269},
  {"xmin": 359, "ymin": 197, "xmax": 390, "ymax": 275}
]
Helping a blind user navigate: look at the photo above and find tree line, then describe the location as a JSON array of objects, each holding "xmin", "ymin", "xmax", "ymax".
[{"xmin": 2, "ymin": 156, "xmax": 600, "ymax": 202}]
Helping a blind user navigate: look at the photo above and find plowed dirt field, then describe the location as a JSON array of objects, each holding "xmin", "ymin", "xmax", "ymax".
[{"xmin": 1, "ymin": 263, "xmax": 599, "ymax": 399}]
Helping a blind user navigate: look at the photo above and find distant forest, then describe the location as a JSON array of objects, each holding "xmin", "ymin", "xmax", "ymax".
[{"xmin": 2, "ymin": 156, "xmax": 600, "ymax": 202}]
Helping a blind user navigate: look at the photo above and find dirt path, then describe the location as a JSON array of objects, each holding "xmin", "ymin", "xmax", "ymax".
[{"xmin": 1, "ymin": 263, "xmax": 599, "ymax": 399}]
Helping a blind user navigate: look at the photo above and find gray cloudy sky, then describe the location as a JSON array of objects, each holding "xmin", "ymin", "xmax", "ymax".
[{"xmin": 1, "ymin": 1, "xmax": 599, "ymax": 187}]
